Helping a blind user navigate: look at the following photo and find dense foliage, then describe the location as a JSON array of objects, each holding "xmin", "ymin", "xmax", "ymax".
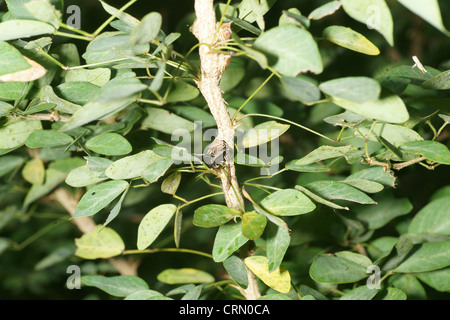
[{"xmin": 0, "ymin": 0, "xmax": 449, "ymax": 300}]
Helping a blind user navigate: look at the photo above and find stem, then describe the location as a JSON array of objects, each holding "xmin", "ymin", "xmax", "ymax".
[
  {"xmin": 239, "ymin": 113, "xmax": 336, "ymax": 142},
  {"xmin": 92, "ymin": 0, "xmax": 138, "ymax": 37},
  {"xmin": 122, "ymin": 248, "xmax": 213, "ymax": 259},
  {"xmin": 53, "ymin": 31, "xmax": 92, "ymax": 41}
]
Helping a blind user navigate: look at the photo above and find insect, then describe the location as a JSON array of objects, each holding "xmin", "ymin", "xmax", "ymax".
[
  {"xmin": 203, "ymin": 139, "xmax": 230, "ymax": 169},
  {"xmin": 217, "ymin": 21, "xmax": 233, "ymax": 43}
]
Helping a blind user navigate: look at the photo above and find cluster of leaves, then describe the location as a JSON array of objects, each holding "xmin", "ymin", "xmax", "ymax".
[{"xmin": 0, "ymin": 0, "xmax": 449, "ymax": 300}]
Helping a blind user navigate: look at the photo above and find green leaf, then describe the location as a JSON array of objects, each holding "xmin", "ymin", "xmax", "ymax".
[
  {"xmin": 356, "ymin": 123, "xmax": 423, "ymax": 147},
  {"xmin": 40, "ymin": 85, "xmax": 81, "ymax": 114},
  {"xmin": 65, "ymin": 68, "xmax": 111, "ymax": 87},
  {"xmin": 81, "ymin": 275, "xmax": 149, "ymax": 297},
  {"xmin": 244, "ymin": 256, "xmax": 291, "ymax": 293},
  {"xmin": 341, "ymin": 0, "xmax": 394, "ymax": 46},
  {"xmin": 99, "ymin": 0, "xmax": 139, "ymax": 28},
  {"xmin": 0, "ymin": 155, "xmax": 24, "ymax": 177},
  {"xmin": 260, "ymin": 189, "xmax": 316, "ymax": 216},
  {"xmin": 55, "ymin": 82, "xmax": 100, "ymax": 105},
  {"xmin": 340, "ymin": 286, "xmax": 378, "ymax": 300},
  {"xmin": 91, "ymin": 72, "xmax": 147, "ymax": 102},
  {"xmin": 341, "ymin": 179, "xmax": 384, "ymax": 194},
  {"xmin": 394, "ymin": 241, "xmax": 450, "ymax": 273},
  {"xmin": 295, "ymin": 184, "xmax": 350, "ymax": 210},
  {"xmin": 0, "ymin": 101, "xmax": 14, "ymax": 116},
  {"xmin": 397, "ymin": 0, "xmax": 449, "ymax": 36},
  {"xmin": 142, "ymin": 107, "xmax": 195, "ymax": 134},
  {"xmin": 0, "ymin": 120, "xmax": 43, "ymax": 149},
  {"xmin": 85, "ymin": 133, "xmax": 132, "ymax": 156},
  {"xmin": 59, "ymin": 96, "xmax": 136, "ymax": 132},
  {"xmin": 193, "ymin": 204, "xmax": 241, "ymax": 228},
  {"xmin": 305, "ymin": 180, "xmax": 376, "ymax": 204},
  {"xmin": 165, "ymin": 81, "xmax": 200, "ymax": 103},
  {"xmin": 237, "ymin": 0, "xmax": 276, "ymax": 25},
  {"xmin": 0, "ymin": 40, "xmax": 31, "ymax": 76},
  {"xmin": 408, "ymin": 197, "xmax": 450, "ymax": 235},
  {"xmin": 25, "ymin": 130, "xmax": 73, "ymax": 148},
  {"xmin": 416, "ymin": 268, "xmax": 450, "ymax": 292},
  {"xmin": 253, "ymin": 25, "xmax": 323, "ymax": 76},
  {"xmin": 223, "ymin": 255, "xmax": 248, "ymax": 289},
  {"xmin": 137, "ymin": 204, "xmax": 177, "ymax": 250},
  {"xmin": 23, "ymin": 0, "xmax": 61, "ymax": 28},
  {"xmin": 293, "ymin": 145, "xmax": 357, "ymax": 166},
  {"xmin": 310, "ymin": 253, "xmax": 369, "ymax": 283},
  {"xmin": 157, "ymin": 268, "xmax": 214, "ymax": 285},
  {"xmin": 422, "ymin": 70, "xmax": 450, "ymax": 90},
  {"xmin": 332, "ymin": 95, "xmax": 409, "ymax": 123},
  {"xmin": 0, "ymin": 20, "xmax": 55, "ymax": 41},
  {"xmin": 161, "ymin": 171, "xmax": 181, "ymax": 195},
  {"xmin": 346, "ymin": 166, "xmax": 396, "ymax": 187},
  {"xmin": 103, "ymin": 185, "xmax": 129, "ymax": 227},
  {"xmin": 242, "ymin": 121, "xmax": 290, "ymax": 148},
  {"xmin": 220, "ymin": 58, "xmax": 246, "ymax": 93},
  {"xmin": 400, "ymin": 140, "xmax": 450, "ymax": 165},
  {"xmin": 241, "ymin": 211, "xmax": 267, "ymax": 240},
  {"xmin": 350, "ymin": 197, "xmax": 413, "ymax": 230},
  {"xmin": 212, "ymin": 221, "xmax": 248, "ymax": 262},
  {"xmin": 124, "ymin": 290, "xmax": 167, "ymax": 300},
  {"xmin": 323, "ymin": 26, "xmax": 380, "ymax": 55},
  {"xmin": 23, "ymin": 168, "xmax": 66, "ymax": 208},
  {"xmin": 319, "ymin": 77, "xmax": 381, "ymax": 103},
  {"xmin": 142, "ymin": 158, "xmax": 173, "ymax": 183},
  {"xmin": 281, "ymin": 75, "xmax": 321, "ymax": 105},
  {"xmin": 388, "ymin": 274, "xmax": 426, "ymax": 299},
  {"xmin": 75, "ymin": 226, "xmax": 125, "ymax": 259},
  {"xmin": 130, "ymin": 12, "xmax": 162, "ymax": 44},
  {"xmin": 266, "ymin": 222, "xmax": 290, "ymax": 273},
  {"xmin": 105, "ymin": 150, "xmax": 166, "ymax": 180},
  {"xmin": 65, "ymin": 165, "xmax": 108, "ymax": 188},
  {"xmin": 308, "ymin": 1, "xmax": 342, "ymax": 20},
  {"xmin": 379, "ymin": 287, "xmax": 407, "ymax": 300},
  {"xmin": 74, "ymin": 180, "xmax": 129, "ymax": 218}
]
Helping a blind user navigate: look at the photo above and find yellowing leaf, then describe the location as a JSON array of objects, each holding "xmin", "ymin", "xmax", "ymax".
[
  {"xmin": 75, "ymin": 226, "xmax": 125, "ymax": 259},
  {"xmin": 244, "ymin": 256, "xmax": 291, "ymax": 293}
]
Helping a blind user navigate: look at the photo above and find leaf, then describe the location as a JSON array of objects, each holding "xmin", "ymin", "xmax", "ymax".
[
  {"xmin": 212, "ymin": 221, "xmax": 248, "ymax": 262},
  {"xmin": 356, "ymin": 123, "xmax": 423, "ymax": 148},
  {"xmin": 237, "ymin": 0, "xmax": 276, "ymax": 25},
  {"xmin": 295, "ymin": 185, "xmax": 349, "ymax": 210},
  {"xmin": 193, "ymin": 204, "xmax": 241, "ymax": 228},
  {"xmin": 350, "ymin": 197, "xmax": 413, "ymax": 230},
  {"xmin": 241, "ymin": 211, "xmax": 267, "ymax": 240},
  {"xmin": 260, "ymin": 189, "xmax": 316, "ymax": 216},
  {"xmin": 65, "ymin": 165, "xmax": 108, "ymax": 188},
  {"xmin": 130, "ymin": 12, "xmax": 162, "ymax": 44},
  {"xmin": 341, "ymin": 179, "xmax": 384, "ymax": 194},
  {"xmin": 137, "ymin": 204, "xmax": 177, "ymax": 250},
  {"xmin": 379, "ymin": 287, "xmax": 407, "ymax": 300},
  {"xmin": 0, "ymin": 20, "xmax": 56, "ymax": 41},
  {"xmin": 105, "ymin": 150, "xmax": 165, "ymax": 180},
  {"xmin": 23, "ymin": 168, "xmax": 66, "ymax": 208},
  {"xmin": 85, "ymin": 133, "xmax": 132, "ymax": 156},
  {"xmin": 103, "ymin": 185, "xmax": 129, "ymax": 227},
  {"xmin": 124, "ymin": 290, "xmax": 167, "ymax": 300},
  {"xmin": 0, "ymin": 40, "xmax": 31, "ymax": 76},
  {"xmin": 0, "ymin": 82, "xmax": 28, "ymax": 100},
  {"xmin": 23, "ymin": 0, "xmax": 61, "ymax": 28},
  {"xmin": 388, "ymin": 274, "xmax": 426, "ymax": 299},
  {"xmin": 341, "ymin": 0, "xmax": 394, "ymax": 46},
  {"xmin": 394, "ymin": 241, "xmax": 450, "ymax": 273},
  {"xmin": 75, "ymin": 226, "xmax": 125, "ymax": 259},
  {"xmin": 161, "ymin": 171, "xmax": 181, "ymax": 195},
  {"xmin": 310, "ymin": 253, "xmax": 369, "ymax": 283},
  {"xmin": 306, "ymin": 180, "xmax": 376, "ymax": 204},
  {"xmin": 242, "ymin": 121, "xmax": 290, "ymax": 148},
  {"xmin": 157, "ymin": 268, "xmax": 214, "ymax": 285},
  {"xmin": 91, "ymin": 72, "xmax": 147, "ymax": 102},
  {"xmin": 21, "ymin": 158, "xmax": 45, "ymax": 185},
  {"xmin": 308, "ymin": 1, "xmax": 342, "ymax": 20},
  {"xmin": 142, "ymin": 158, "xmax": 173, "ymax": 183},
  {"xmin": 0, "ymin": 120, "xmax": 43, "ymax": 149},
  {"xmin": 340, "ymin": 286, "xmax": 378, "ymax": 300},
  {"xmin": 293, "ymin": 145, "xmax": 357, "ymax": 166},
  {"xmin": 319, "ymin": 77, "xmax": 381, "ymax": 103},
  {"xmin": 25, "ymin": 130, "xmax": 73, "ymax": 148},
  {"xmin": 266, "ymin": 222, "xmax": 290, "ymax": 272},
  {"xmin": 142, "ymin": 107, "xmax": 195, "ymax": 134},
  {"xmin": 0, "ymin": 155, "xmax": 24, "ymax": 178},
  {"xmin": 55, "ymin": 82, "xmax": 100, "ymax": 104},
  {"xmin": 99, "ymin": 0, "xmax": 139, "ymax": 28},
  {"xmin": 281, "ymin": 75, "xmax": 321, "ymax": 105},
  {"xmin": 81, "ymin": 275, "xmax": 149, "ymax": 297},
  {"xmin": 397, "ymin": 0, "xmax": 449, "ymax": 36},
  {"xmin": 244, "ymin": 256, "xmax": 291, "ymax": 293},
  {"xmin": 65, "ymin": 68, "xmax": 111, "ymax": 87},
  {"xmin": 253, "ymin": 25, "xmax": 323, "ymax": 76},
  {"xmin": 400, "ymin": 140, "xmax": 450, "ymax": 165},
  {"xmin": 346, "ymin": 166, "xmax": 396, "ymax": 187},
  {"xmin": 165, "ymin": 81, "xmax": 200, "ymax": 103},
  {"xmin": 40, "ymin": 85, "xmax": 81, "ymax": 114},
  {"xmin": 408, "ymin": 197, "xmax": 450, "ymax": 235},
  {"xmin": 59, "ymin": 96, "xmax": 136, "ymax": 132},
  {"xmin": 223, "ymin": 255, "xmax": 248, "ymax": 289},
  {"xmin": 422, "ymin": 70, "xmax": 450, "ymax": 90},
  {"xmin": 323, "ymin": 26, "xmax": 380, "ymax": 55},
  {"xmin": 416, "ymin": 268, "xmax": 450, "ymax": 292},
  {"xmin": 332, "ymin": 95, "xmax": 409, "ymax": 123},
  {"xmin": 74, "ymin": 180, "xmax": 129, "ymax": 218}
]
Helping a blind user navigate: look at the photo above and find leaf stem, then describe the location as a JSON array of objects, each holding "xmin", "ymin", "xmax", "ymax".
[{"xmin": 122, "ymin": 248, "xmax": 213, "ymax": 259}]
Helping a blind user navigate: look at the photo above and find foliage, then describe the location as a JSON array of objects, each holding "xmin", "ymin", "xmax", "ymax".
[{"xmin": 0, "ymin": 0, "xmax": 449, "ymax": 300}]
